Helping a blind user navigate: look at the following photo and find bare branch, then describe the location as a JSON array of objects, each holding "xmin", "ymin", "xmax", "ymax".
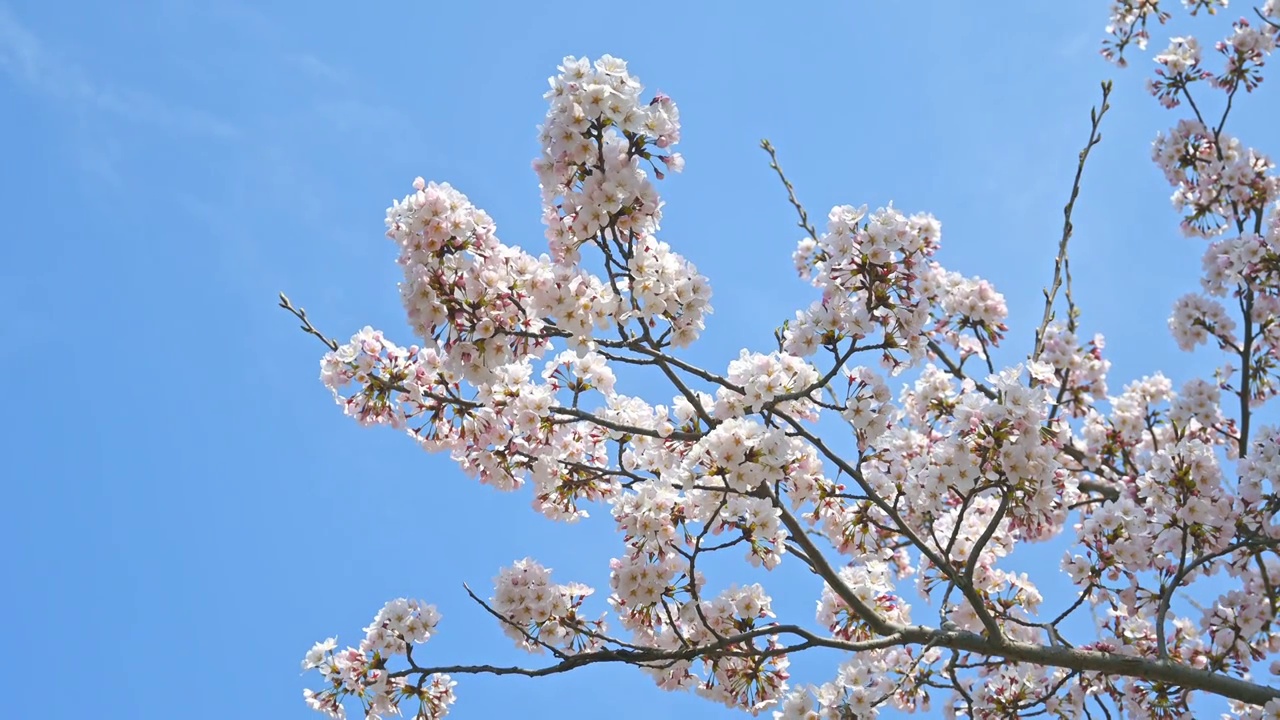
[
  {"xmin": 760, "ymin": 139, "xmax": 819, "ymax": 242},
  {"xmin": 279, "ymin": 292, "xmax": 339, "ymax": 351},
  {"xmin": 1034, "ymin": 80, "xmax": 1112, "ymax": 361}
]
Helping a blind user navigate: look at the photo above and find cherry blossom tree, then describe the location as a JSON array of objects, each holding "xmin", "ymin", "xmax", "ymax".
[{"xmin": 284, "ymin": 2, "xmax": 1280, "ymax": 717}]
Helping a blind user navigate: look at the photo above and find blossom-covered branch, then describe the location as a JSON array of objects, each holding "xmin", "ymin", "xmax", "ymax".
[{"xmin": 287, "ymin": 6, "xmax": 1280, "ymax": 717}]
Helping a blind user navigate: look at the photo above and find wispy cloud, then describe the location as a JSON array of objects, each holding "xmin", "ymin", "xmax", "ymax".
[
  {"xmin": 277, "ymin": 51, "xmax": 413, "ymax": 141},
  {"xmin": 0, "ymin": 3, "xmax": 237, "ymax": 139},
  {"xmin": 1057, "ymin": 30, "xmax": 1097, "ymax": 63},
  {"xmin": 159, "ymin": 0, "xmax": 412, "ymax": 143},
  {"xmin": 284, "ymin": 52, "xmax": 353, "ymax": 86}
]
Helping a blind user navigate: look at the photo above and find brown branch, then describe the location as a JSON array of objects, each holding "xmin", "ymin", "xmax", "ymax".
[
  {"xmin": 930, "ymin": 338, "xmax": 1125, "ymax": 502},
  {"xmin": 279, "ymin": 292, "xmax": 339, "ymax": 351},
  {"xmin": 393, "ymin": 623, "xmax": 904, "ymax": 680},
  {"xmin": 1156, "ymin": 540, "xmax": 1256, "ymax": 659},
  {"xmin": 919, "ymin": 631, "xmax": 1280, "ymax": 708},
  {"xmin": 420, "ymin": 606, "xmax": 1280, "ymax": 708},
  {"xmin": 760, "ymin": 139, "xmax": 819, "ymax": 242},
  {"xmin": 461, "ymin": 583, "xmax": 571, "ymax": 660},
  {"xmin": 549, "ymin": 406, "xmax": 702, "ymax": 443},
  {"xmin": 1239, "ymin": 288, "xmax": 1256, "ymax": 458},
  {"xmin": 770, "ymin": 408, "xmax": 1005, "ymax": 638},
  {"xmin": 760, "ymin": 483, "xmax": 899, "ymax": 637},
  {"xmin": 1034, "ymin": 80, "xmax": 1111, "ymax": 361},
  {"xmin": 961, "ymin": 490, "xmax": 1011, "ymax": 644},
  {"xmin": 928, "ymin": 339, "xmax": 998, "ymax": 400}
]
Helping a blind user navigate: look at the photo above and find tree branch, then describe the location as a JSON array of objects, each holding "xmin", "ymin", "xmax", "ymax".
[{"xmin": 1034, "ymin": 80, "xmax": 1111, "ymax": 360}]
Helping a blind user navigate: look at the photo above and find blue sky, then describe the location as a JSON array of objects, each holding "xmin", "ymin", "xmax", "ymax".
[{"xmin": 3, "ymin": 1, "xmax": 1278, "ymax": 718}]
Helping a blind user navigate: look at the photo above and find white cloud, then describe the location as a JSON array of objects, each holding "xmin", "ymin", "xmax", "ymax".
[
  {"xmin": 0, "ymin": 3, "xmax": 237, "ymax": 139},
  {"xmin": 284, "ymin": 52, "xmax": 352, "ymax": 86}
]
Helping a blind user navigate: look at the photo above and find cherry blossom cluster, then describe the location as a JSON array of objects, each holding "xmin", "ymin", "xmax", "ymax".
[
  {"xmin": 1170, "ymin": 290, "xmax": 1240, "ymax": 351},
  {"xmin": 619, "ymin": 582, "xmax": 791, "ymax": 714},
  {"xmin": 320, "ymin": 326, "xmax": 451, "ymax": 432},
  {"xmin": 607, "ymin": 480, "xmax": 699, "ymax": 631},
  {"xmin": 1032, "ymin": 322, "xmax": 1111, "ymax": 418},
  {"xmin": 1228, "ymin": 697, "xmax": 1280, "ymax": 720},
  {"xmin": 624, "ymin": 234, "xmax": 714, "ymax": 347},
  {"xmin": 775, "ymin": 647, "xmax": 937, "ymax": 718},
  {"xmin": 383, "ymin": 175, "xmax": 638, "ymax": 375},
  {"xmin": 680, "ymin": 418, "xmax": 794, "ymax": 494},
  {"xmin": 608, "ymin": 537, "xmax": 686, "ymax": 612},
  {"xmin": 1056, "ymin": 375, "xmax": 1278, "ymax": 677},
  {"xmin": 1149, "ymin": 35, "xmax": 1208, "ymax": 108},
  {"xmin": 609, "ymin": 394, "xmax": 684, "ymax": 444},
  {"xmin": 533, "ymin": 55, "xmax": 711, "ymax": 347},
  {"xmin": 1151, "ymin": 119, "xmax": 1278, "ymax": 238},
  {"xmin": 534, "ymin": 55, "xmax": 681, "ymax": 257},
  {"xmin": 1201, "ymin": 230, "xmax": 1280, "ymax": 295},
  {"xmin": 386, "ymin": 180, "xmax": 550, "ymax": 383},
  {"xmin": 1076, "ymin": 373, "xmax": 1233, "ymax": 479},
  {"xmin": 602, "ymin": 437, "xmax": 814, "ymax": 705},
  {"xmin": 725, "ymin": 350, "xmax": 821, "ymax": 414},
  {"xmin": 920, "ymin": 263, "xmax": 1010, "ymax": 362},
  {"xmin": 970, "ymin": 664, "xmax": 1077, "ymax": 719},
  {"xmin": 606, "ymin": 417, "xmax": 801, "ymax": 571},
  {"xmin": 1216, "ymin": 18, "xmax": 1277, "ymax": 92},
  {"xmin": 1102, "ymin": 0, "xmax": 1228, "ymax": 66},
  {"xmin": 698, "ymin": 483, "xmax": 789, "ymax": 570},
  {"xmin": 528, "ymin": 260, "xmax": 620, "ymax": 353},
  {"xmin": 1141, "ymin": 13, "xmax": 1279, "ymax": 239},
  {"xmin": 945, "ymin": 366, "xmax": 1069, "ymax": 533},
  {"xmin": 1238, "ymin": 425, "xmax": 1280, "ymax": 539},
  {"xmin": 318, "ymin": 324, "xmax": 629, "ymax": 514},
  {"xmin": 838, "ymin": 365, "xmax": 893, "ymax": 451},
  {"xmin": 787, "ymin": 204, "xmax": 942, "ymax": 371},
  {"xmin": 1192, "ymin": 229, "xmax": 1280, "ymax": 404},
  {"xmin": 491, "ymin": 558, "xmax": 607, "ymax": 653},
  {"xmin": 468, "ymin": 360, "xmax": 620, "ymax": 508},
  {"xmin": 302, "ymin": 600, "xmax": 455, "ymax": 720},
  {"xmin": 817, "ymin": 559, "xmax": 911, "ymax": 642},
  {"xmin": 1146, "ymin": 16, "xmax": 1279, "ymax": 107},
  {"xmin": 1141, "ymin": 6, "xmax": 1280, "ymax": 426},
  {"xmin": 683, "ymin": 584, "xmax": 790, "ymax": 713}
]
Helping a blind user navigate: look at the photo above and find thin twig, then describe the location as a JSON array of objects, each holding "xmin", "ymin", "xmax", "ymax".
[
  {"xmin": 760, "ymin": 139, "xmax": 819, "ymax": 242},
  {"xmin": 279, "ymin": 292, "xmax": 339, "ymax": 351},
  {"xmin": 1033, "ymin": 80, "xmax": 1112, "ymax": 361}
]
